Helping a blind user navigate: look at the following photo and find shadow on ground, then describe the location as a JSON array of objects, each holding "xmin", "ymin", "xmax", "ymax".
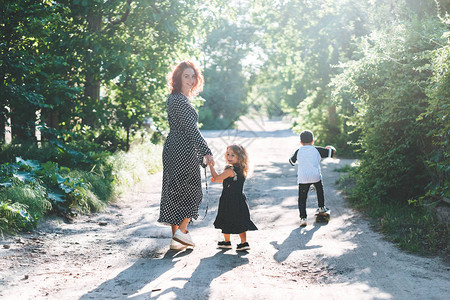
[{"xmin": 79, "ymin": 249, "xmax": 249, "ymax": 299}]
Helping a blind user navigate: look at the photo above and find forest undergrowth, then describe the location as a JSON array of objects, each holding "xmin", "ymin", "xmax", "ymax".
[{"xmin": 0, "ymin": 139, "xmax": 162, "ymax": 236}]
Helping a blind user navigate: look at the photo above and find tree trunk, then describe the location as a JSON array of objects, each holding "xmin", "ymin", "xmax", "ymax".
[
  {"xmin": 328, "ymin": 104, "xmax": 336, "ymax": 127},
  {"xmin": 10, "ymin": 102, "xmax": 36, "ymax": 143},
  {"xmin": 0, "ymin": 106, "xmax": 6, "ymax": 144},
  {"xmin": 83, "ymin": 10, "xmax": 102, "ymax": 128},
  {"xmin": 327, "ymin": 104, "xmax": 339, "ymax": 139},
  {"xmin": 42, "ymin": 109, "xmax": 60, "ymax": 141},
  {"xmin": 126, "ymin": 125, "xmax": 130, "ymax": 152}
]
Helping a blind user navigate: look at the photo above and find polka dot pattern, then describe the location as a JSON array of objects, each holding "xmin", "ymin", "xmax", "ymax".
[{"xmin": 158, "ymin": 93, "xmax": 212, "ymax": 226}]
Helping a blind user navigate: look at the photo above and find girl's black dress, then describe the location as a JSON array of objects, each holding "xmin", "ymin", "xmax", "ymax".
[{"xmin": 214, "ymin": 166, "xmax": 258, "ymax": 234}]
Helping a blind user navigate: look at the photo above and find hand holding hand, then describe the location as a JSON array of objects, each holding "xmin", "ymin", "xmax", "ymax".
[{"xmin": 204, "ymin": 155, "xmax": 215, "ymax": 166}]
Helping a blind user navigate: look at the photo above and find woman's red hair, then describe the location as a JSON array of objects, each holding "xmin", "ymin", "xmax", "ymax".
[{"xmin": 167, "ymin": 60, "xmax": 204, "ymax": 97}]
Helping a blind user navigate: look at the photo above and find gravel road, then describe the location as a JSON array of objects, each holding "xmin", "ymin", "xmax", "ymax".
[{"xmin": 0, "ymin": 117, "xmax": 449, "ymax": 300}]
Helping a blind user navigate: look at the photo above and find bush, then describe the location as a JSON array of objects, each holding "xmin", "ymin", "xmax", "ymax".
[
  {"xmin": 0, "ymin": 180, "xmax": 51, "ymax": 232},
  {"xmin": 333, "ymin": 15, "xmax": 450, "ymax": 257},
  {"xmin": 0, "ymin": 138, "xmax": 163, "ymax": 233},
  {"xmin": 419, "ymin": 18, "xmax": 450, "ymax": 201},
  {"xmin": 332, "ymin": 17, "xmax": 448, "ymax": 204},
  {"xmin": 0, "ymin": 201, "xmax": 34, "ymax": 235},
  {"xmin": 0, "ymin": 141, "xmax": 59, "ymax": 165}
]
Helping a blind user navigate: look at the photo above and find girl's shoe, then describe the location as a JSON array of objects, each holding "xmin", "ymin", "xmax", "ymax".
[
  {"xmin": 173, "ymin": 229, "xmax": 195, "ymax": 247},
  {"xmin": 217, "ymin": 241, "xmax": 232, "ymax": 249},
  {"xmin": 236, "ymin": 242, "xmax": 250, "ymax": 251},
  {"xmin": 170, "ymin": 238, "xmax": 187, "ymax": 251}
]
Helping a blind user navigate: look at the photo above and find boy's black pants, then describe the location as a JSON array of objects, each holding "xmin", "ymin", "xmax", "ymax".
[{"xmin": 298, "ymin": 180, "xmax": 324, "ymax": 219}]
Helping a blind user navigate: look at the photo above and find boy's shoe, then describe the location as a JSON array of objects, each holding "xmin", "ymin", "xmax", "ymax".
[
  {"xmin": 236, "ymin": 242, "xmax": 250, "ymax": 251},
  {"xmin": 317, "ymin": 206, "xmax": 329, "ymax": 214},
  {"xmin": 300, "ymin": 218, "xmax": 307, "ymax": 227},
  {"xmin": 217, "ymin": 241, "xmax": 232, "ymax": 249},
  {"xmin": 170, "ymin": 238, "xmax": 187, "ymax": 251},
  {"xmin": 173, "ymin": 229, "xmax": 195, "ymax": 247}
]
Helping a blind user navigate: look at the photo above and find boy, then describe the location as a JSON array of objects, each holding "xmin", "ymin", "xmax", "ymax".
[{"xmin": 289, "ymin": 130, "xmax": 336, "ymax": 226}]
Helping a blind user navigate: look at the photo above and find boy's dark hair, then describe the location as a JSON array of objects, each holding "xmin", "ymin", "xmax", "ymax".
[{"xmin": 300, "ymin": 130, "xmax": 314, "ymax": 143}]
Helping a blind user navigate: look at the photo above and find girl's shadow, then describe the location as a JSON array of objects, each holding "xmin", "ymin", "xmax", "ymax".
[
  {"xmin": 270, "ymin": 225, "xmax": 323, "ymax": 263},
  {"xmin": 154, "ymin": 250, "xmax": 249, "ymax": 299}
]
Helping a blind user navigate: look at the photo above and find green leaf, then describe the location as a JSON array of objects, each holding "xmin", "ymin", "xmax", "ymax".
[
  {"xmin": 0, "ymin": 181, "xmax": 13, "ymax": 188},
  {"xmin": 59, "ymin": 183, "xmax": 74, "ymax": 194},
  {"xmin": 56, "ymin": 174, "xmax": 66, "ymax": 185},
  {"xmin": 47, "ymin": 192, "xmax": 65, "ymax": 203},
  {"xmin": 13, "ymin": 172, "xmax": 35, "ymax": 183},
  {"xmin": 16, "ymin": 157, "xmax": 41, "ymax": 171}
]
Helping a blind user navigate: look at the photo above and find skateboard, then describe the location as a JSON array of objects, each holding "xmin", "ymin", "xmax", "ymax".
[{"xmin": 315, "ymin": 210, "xmax": 330, "ymax": 223}]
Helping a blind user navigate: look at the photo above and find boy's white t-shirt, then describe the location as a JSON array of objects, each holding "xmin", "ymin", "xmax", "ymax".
[{"xmin": 296, "ymin": 145, "xmax": 322, "ymax": 184}]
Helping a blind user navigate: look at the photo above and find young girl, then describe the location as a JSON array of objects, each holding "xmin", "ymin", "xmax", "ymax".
[{"xmin": 207, "ymin": 144, "xmax": 257, "ymax": 251}]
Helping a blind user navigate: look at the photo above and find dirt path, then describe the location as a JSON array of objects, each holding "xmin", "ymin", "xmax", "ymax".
[{"xmin": 1, "ymin": 118, "xmax": 449, "ymax": 300}]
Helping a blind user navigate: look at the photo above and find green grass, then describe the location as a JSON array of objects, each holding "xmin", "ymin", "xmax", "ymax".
[
  {"xmin": 338, "ymin": 168, "xmax": 450, "ymax": 258},
  {"xmin": 360, "ymin": 199, "xmax": 448, "ymax": 256},
  {"xmin": 108, "ymin": 141, "xmax": 162, "ymax": 195},
  {"xmin": 334, "ymin": 164, "xmax": 357, "ymax": 173},
  {"xmin": 0, "ymin": 181, "xmax": 52, "ymax": 235},
  {"xmin": 0, "ymin": 181, "xmax": 52, "ymax": 220}
]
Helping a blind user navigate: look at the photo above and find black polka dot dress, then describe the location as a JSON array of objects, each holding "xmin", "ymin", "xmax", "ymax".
[{"xmin": 158, "ymin": 93, "xmax": 212, "ymax": 226}]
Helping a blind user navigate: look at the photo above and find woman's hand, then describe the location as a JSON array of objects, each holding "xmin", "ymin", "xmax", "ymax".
[{"xmin": 204, "ymin": 155, "xmax": 215, "ymax": 166}]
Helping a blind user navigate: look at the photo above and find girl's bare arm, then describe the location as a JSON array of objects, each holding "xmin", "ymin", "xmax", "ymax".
[{"xmin": 209, "ymin": 164, "xmax": 234, "ymax": 183}]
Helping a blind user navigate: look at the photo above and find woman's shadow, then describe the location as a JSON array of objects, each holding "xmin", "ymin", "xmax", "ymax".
[
  {"xmin": 79, "ymin": 247, "xmax": 195, "ymax": 299},
  {"xmin": 79, "ymin": 248, "xmax": 249, "ymax": 299},
  {"xmin": 270, "ymin": 224, "xmax": 323, "ymax": 263}
]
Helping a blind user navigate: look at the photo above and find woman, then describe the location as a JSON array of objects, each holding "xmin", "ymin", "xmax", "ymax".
[{"xmin": 158, "ymin": 60, "xmax": 214, "ymax": 250}]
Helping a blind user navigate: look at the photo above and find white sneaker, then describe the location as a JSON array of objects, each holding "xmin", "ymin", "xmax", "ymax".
[
  {"xmin": 318, "ymin": 207, "xmax": 329, "ymax": 214},
  {"xmin": 173, "ymin": 229, "xmax": 195, "ymax": 247},
  {"xmin": 170, "ymin": 238, "xmax": 187, "ymax": 251},
  {"xmin": 300, "ymin": 218, "xmax": 307, "ymax": 227}
]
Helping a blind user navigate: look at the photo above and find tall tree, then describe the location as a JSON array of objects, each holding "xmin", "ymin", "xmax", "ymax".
[
  {"xmin": 62, "ymin": 0, "xmax": 221, "ymax": 148},
  {"xmin": 0, "ymin": 1, "xmax": 76, "ymax": 143},
  {"xmin": 199, "ymin": 8, "xmax": 255, "ymax": 129},
  {"xmin": 249, "ymin": 0, "xmax": 370, "ymax": 148},
  {"xmin": 1, "ymin": 0, "xmax": 223, "ymax": 148}
]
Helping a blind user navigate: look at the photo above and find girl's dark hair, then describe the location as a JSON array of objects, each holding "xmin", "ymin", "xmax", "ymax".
[{"xmin": 167, "ymin": 60, "xmax": 204, "ymax": 97}]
